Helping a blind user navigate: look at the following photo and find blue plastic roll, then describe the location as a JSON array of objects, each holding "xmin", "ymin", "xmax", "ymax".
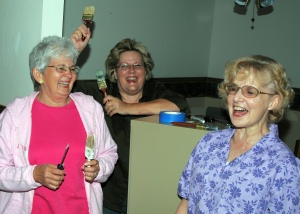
[{"xmin": 159, "ymin": 111, "xmax": 186, "ymax": 125}]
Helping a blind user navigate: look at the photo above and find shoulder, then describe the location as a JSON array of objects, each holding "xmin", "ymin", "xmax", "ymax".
[
  {"xmin": 193, "ymin": 128, "xmax": 233, "ymax": 153},
  {"xmin": 70, "ymin": 92, "xmax": 103, "ymax": 113},
  {"xmin": 143, "ymin": 79, "xmax": 168, "ymax": 93},
  {"xmin": 6, "ymin": 92, "xmax": 37, "ymax": 115},
  {"xmin": 201, "ymin": 128, "xmax": 234, "ymax": 144},
  {"xmin": 70, "ymin": 91, "xmax": 94, "ymax": 102},
  {"xmin": 3, "ymin": 92, "xmax": 37, "ymax": 127}
]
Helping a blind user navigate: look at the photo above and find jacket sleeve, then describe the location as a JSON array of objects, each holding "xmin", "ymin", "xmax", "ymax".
[
  {"xmin": 0, "ymin": 108, "xmax": 40, "ymax": 192},
  {"xmin": 92, "ymin": 100, "xmax": 118, "ymax": 183}
]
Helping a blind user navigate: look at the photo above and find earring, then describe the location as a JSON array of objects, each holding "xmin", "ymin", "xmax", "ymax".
[{"xmin": 39, "ymin": 79, "xmax": 43, "ymax": 84}]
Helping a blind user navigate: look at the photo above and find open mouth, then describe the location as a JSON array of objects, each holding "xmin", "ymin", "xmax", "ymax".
[
  {"xmin": 233, "ymin": 106, "xmax": 248, "ymax": 116},
  {"xmin": 126, "ymin": 77, "xmax": 137, "ymax": 83},
  {"xmin": 58, "ymin": 81, "xmax": 70, "ymax": 87}
]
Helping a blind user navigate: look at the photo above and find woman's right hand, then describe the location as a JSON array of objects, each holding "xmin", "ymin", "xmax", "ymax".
[
  {"xmin": 33, "ymin": 164, "xmax": 65, "ymax": 190},
  {"xmin": 103, "ymin": 95, "xmax": 130, "ymax": 117}
]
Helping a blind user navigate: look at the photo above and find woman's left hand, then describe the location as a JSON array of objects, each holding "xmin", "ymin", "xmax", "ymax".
[{"xmin": 82, "ymin": 159, "xmax": 100, "ymax": 182}]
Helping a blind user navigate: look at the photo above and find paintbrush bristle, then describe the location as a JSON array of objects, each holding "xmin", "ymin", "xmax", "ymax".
[
  {"xmin": 85, "ymin": 134, "xmax": 95, "ymax": 160},
  {"xmin": 82, "ymin": 6, "xmax": 95, "ymax": 21},
  {"xmin": 96, "ymin": 70, "xmax": 108, "ymax": 96},
  {"xmin": 81, "ymin": 6, "xmax": 94, "ymax": 41},
  {"xmin": 86, "ymin": 135, "xmax": 94, "ymax": 148}
]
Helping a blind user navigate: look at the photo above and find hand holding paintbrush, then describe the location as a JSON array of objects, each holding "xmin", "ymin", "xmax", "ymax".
[
  {"xmin": 96, "ymin": 70, "xmax": 108, "ymax": 97},
  {"xmin": 83, "ymin": 133, "xmax": 100, "ymax": 181},
  {"xmin": 71, "ymin": 24, "xmax": 91, "ymax": 53},
  {"xmin": 85, "ymin": 134, "xmax": 95, "ymax": 161},
  {"xmin": 81, "ymin": 6, "xmax": 95, "ymax": 42}
]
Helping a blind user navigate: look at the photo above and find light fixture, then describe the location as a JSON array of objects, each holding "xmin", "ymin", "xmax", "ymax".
[
  {"xmin": 257, "ymin": 0, "xmax": 274, "ymax": 8},
  {"xmin": 256, "ymin": 0, "xmax": 274, "ymax": 16},
  {"xmin": 233, "ymin": 0, "xmax": 274, "ymax": 29},
  {"xmin": 233, "ymin": 0, "xmax": 274, "ymax": 16},
  {"xmin": 234, "ymin": 0, "xmax": 250, "ymax": 6}
]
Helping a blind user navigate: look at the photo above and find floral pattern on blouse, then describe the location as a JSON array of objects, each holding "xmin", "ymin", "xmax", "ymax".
[{"xmin": 178, "ymin": 124, "xmax": 300, "ymax": 214}]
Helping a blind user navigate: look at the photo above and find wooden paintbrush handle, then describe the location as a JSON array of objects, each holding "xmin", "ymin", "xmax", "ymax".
[
  {"xmin": 171, "ymin": 122, "xmax": 197, "ymax": 128},
  {"xmin": 81, "ymin": 20, "xmax": 92, "ymax": 42}
]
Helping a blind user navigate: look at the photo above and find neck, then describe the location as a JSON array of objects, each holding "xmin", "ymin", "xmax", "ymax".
[
  {"xmin": 120, "ymin": 92, "xmax": 142, "ymax": 104},
  {"xmin": 37, "ymin": 92, "xmax": 70, "ymax": 107},
  {"xmin": 233, "ymin": 125, "xmax": 269, "ymax": 146}
]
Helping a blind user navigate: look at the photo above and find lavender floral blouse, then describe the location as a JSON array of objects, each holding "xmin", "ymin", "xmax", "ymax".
[{"xmin": 178, "ymin": 124, "xmax": 300, "ymax": 213}]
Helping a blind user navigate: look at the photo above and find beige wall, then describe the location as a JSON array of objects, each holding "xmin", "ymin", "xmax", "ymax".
[{"xmin": 187, "ymin": 97, "xmax": 299, "ymax": 152}]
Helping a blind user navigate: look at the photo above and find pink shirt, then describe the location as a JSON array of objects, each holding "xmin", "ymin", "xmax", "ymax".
[{"xmin": 29, "ymin": 99, "xmax": 89, "ymax": 214}]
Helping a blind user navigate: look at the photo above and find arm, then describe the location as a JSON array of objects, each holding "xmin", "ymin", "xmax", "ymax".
[
  {"xmin": 103, "ymin": 80, "xmax": 189, "ymax": 116},
  {"xmin": 175, "ymin": 199, "xmax": 188, "ymax": 214},
  {"xmin": 0, "ymin": 109, "xmax": 40, "ymax": 192},
  {"xmin": 268, "ymin": 157, "xmax": 300, "ymax": 213},
  {"xmin": 91, "ymin": 99, "xmax": 118, "ymax": 182},
  {"xmin": 103, "ymin": 96, "xmax": 179, "ymax": 117},
  {"xmin": 70, "ymin": 24, "xmax": 91, "ymax": 53}
]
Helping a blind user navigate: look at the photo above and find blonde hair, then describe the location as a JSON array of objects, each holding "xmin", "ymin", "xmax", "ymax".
[{"xmin": 218, "ymin": 55, "xmax": 295, "ymax": 123}]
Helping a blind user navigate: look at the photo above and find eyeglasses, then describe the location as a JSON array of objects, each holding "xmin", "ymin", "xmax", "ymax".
[
  {"xmin": 47, "ymin": 64, "xmax": 80, "ymax": 74},
  {"xmin": 225, "ymin": 83, "xmax": 275, "ymax": 98},
  {"xmin": 117, "ymin": 63, "xmax": 144, "ymax": 72}
]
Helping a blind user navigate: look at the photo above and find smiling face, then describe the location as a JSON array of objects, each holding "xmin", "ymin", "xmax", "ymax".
[
  {"xmin": 114, "ymin": 51, "xmax": 146, "ymax": 97},
  {"xmin": 227, "ymin": 70, "xmax": 279, "ymax": 131},
  {"xmin": 33, "ymin": 56, "xmax": 77, "ymax": 106}
]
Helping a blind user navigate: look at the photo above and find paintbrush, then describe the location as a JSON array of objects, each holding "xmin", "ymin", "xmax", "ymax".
[
  {"xmin": 85, "ymin": 134, "xmax": 94, "ymax": 161},
  {"xmin": 81, "ymin": 6, "xmax": 95, "ymax": 41},
  {"xmin": 96, "ymin": 70, "xmax": 108, "ymax": 97},
  {"xmin": 171, "ymin": 122, "xmax": 219, "ymax": 131}
]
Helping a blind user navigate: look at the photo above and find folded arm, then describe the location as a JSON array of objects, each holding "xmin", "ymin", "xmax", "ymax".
[{"xmin": 103, "ymin": 96, "xmax": 180, "ymax": 117}]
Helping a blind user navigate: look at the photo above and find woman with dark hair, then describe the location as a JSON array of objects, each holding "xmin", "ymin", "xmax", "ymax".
[{"xmin": 72, "ymin": 26, "xmax": 190, "ymax": 213}]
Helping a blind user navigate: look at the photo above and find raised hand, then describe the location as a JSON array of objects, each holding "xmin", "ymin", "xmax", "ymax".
[{"xmin": 70, "ymin": 24, "xmax": 91, "ymax": 53}]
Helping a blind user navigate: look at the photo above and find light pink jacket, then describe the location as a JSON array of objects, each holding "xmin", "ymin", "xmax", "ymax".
[{"xmin": 0, "ymin": 92, "xmax": 118, "ymax": 214}]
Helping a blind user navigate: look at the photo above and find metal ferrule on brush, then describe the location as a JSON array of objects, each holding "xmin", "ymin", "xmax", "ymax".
[{"xmin": 82, "ymin": 14, "xmax": 93, "ymax": 21}]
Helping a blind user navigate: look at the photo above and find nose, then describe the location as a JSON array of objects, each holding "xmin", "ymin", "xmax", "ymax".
[
  {"xmin": 128, "ymin": 65, "xmax": 135, "ymax": 72},
  {"xmin": 63, "ymin": 68, "xmax": 73, "ymax": 78},
  {"xmin": 67, "ymin": 67, "xmax": 73, "ymax": 72},
  {"xmin": 232, "ymin": 88, "xmax": 244, "ymax": 101}
]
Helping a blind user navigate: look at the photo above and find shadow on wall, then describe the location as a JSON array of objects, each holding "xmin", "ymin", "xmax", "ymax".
[
  {"xmin": 278, "ymin": 119, "xmax": 291, "ymax": 141},
  {"xmin": 0, "ymin": 105, "xmax": 5, "ymax": 114}
]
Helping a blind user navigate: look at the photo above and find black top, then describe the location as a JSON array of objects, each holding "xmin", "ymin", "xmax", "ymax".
[{"xmin": 73, "ymin": 79, "xmax": 190, "ymax": 211}]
